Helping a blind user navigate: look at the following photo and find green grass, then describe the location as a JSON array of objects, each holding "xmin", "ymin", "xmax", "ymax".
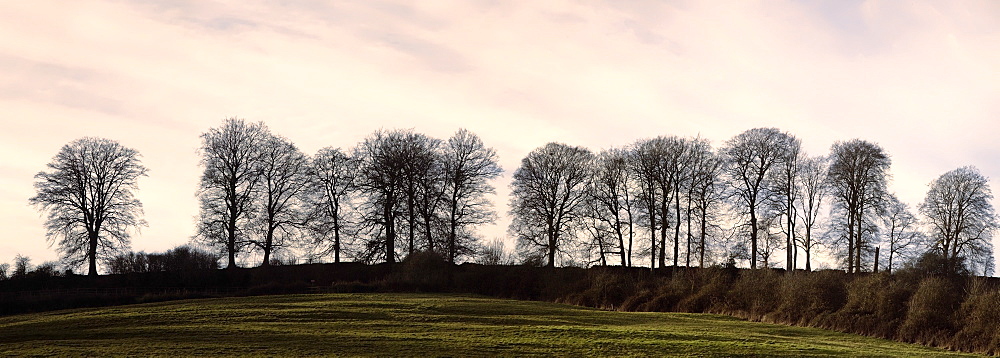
[{"xmin": 0, "ymin": 293, "xmax": 977, "ymax": 357}]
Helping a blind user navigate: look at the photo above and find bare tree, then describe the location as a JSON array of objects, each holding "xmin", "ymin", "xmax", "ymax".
[
  {"xmin": 30, "ymin": 137, "xmax": 147, "ymax": 276},
  {"xmin": 395, "ymin": 132, "xmax": 443, "ymax": 256},
  {"xmin": 828, "ymin": 139, "xmax": 890, "ymax": 273},
  {"xmin": 721, "ymin": 128, "xmax": 795, "ymax": 269},
  {"xmin": 630, "ymin": 140, "xmax": 663, "ymax": 269},
  {"xmin": 195, "ymin": 118, "xmax": 269, "ymax": 269},
  {"xmin": 354, "ymin": 129, "xmax": 411, "ymax": 264},
  {"xmin": 12, "ymin": 255, "xmax": 30, "ymax": 279},
  {"xmin": 631, "ymin": 136, "xmax": 690, "ymax": 268},
  {"xmin": 510, "ymin": 142, "xmax": 594, "ymax": 267},
  {"xmin": 664, "ymin": 137, "xmax": 693, "ymax": 269},
  {"xmin": 881, "ymin": 194, "xmax": 923, "ymax": 274},
  {"xmin": 441, "ymin": 129, "xmax": 502, "ymax": 264},
  {"xmin": 0, "ymin": 263, "xmax": 8, "ymax": 280},
  {"xmin": 919, "ymin": 166, "xmax": 997, "ymax": 274},
  {"xmin": 772, "ymin": 136, "xmax": 801, "ymax": 270},
  {"xmin": 251, "ymin": 133, "xmax": 309, "ymax": 267},
  {"xmin": 478, "ymin": 238, "xmax": 513, "ymax": 265},
  {"xmin": 306, "ymin": 147, "xmax": 358, "ymax": 263},
  {"xmin": 795, "ymin": 155, "xmax": 829, "ymax": 271},
  {"xmin": 688, "ymin": 143, "xmax": 725, "ymax": 267},
  {"xmin": 587, "ymin": 147, "xmax": 636, "ymax": 267}
]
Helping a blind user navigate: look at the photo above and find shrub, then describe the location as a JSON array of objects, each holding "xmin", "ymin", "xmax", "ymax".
[
  {"xmin": 825, "ymin": 273, "xmax": 911, "ymax": 338},
  {"xmin": 771, "ymin": 270, "xmax": 848, "ymax": 326},
  {"xmin": 563, "ymin": 269, "xmax": 639, "ymax": 310},
  {"xmin": 951, "ymin": 279, "xmax": 1000, "ymax": 354},
  {"xmin": 388, "ymin": 251, "xmax": 451, "ymax": 291},
  {"xmin": 898, "ymin": 276, "xmax": 963, "ymax": 346},
  {"xmin": 722, "ymin": 269, "xmax": 782, "ymax": 320},
  {"xmin": 676, "ymin": 268, "xmax": 732, "ymax": 313}
]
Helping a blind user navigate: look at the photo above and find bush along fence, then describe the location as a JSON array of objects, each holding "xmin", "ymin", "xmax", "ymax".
[{"xmin": 2, "ymin": 260, "xmax": 1000, "ymax": 355}]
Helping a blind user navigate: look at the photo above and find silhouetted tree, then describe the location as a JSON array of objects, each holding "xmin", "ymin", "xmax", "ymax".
[
  {"xmin": 29, "ymin": 137, "xmax": 147, "ymax": 276},
  {"xmin": 399, "ymin": 132, "xmax": 443, "ymax": 255},
  {"xmin": 13, "ymin": 254, "xmax": 30, "ymax": 279},
  {"xmin": 587, "ymin": 147, "xmax": 636, "ymax": 266},
  {"xmin": 510, "ymin": 142, "xmax": 593, "ymax": 267},
  {"xmin": 795, "ymin": 155, "xmax": 829, "ymax": 271},
  {"xmin": 722, "ymin": 128, "xmax": 795, "ymax": 269},
  {"xmin": 354, "ymin": 130, "xmax": 411, "ymax": 264},
  {"xmin": 688, "ymin": 142, "xmax": 725, "ymax": 267},
  {"xmin": 0, "ymin": 263, "xmax": 8, "ymax": 280},
  {"xmin": 195, "ymin": 118, "xmax": 269, "ymax": 269},
  {"xmin": 630, "ymin": 140, "xmax": 663, "ymax": 269},
  {"xmin": 478, "ymin": 238, "xmax": 513, "ymax": 265},
  {"xmin": 881, "ymin": 194, "xmax": 923, "ymax": 274},
  {"xmin": 919, "ymin": 166, "xmax": 997, "ymax": 275},
  {"xmin": 440, "ymin": 129, "xmax": 502, "ymax": 264},
  {"xmin": 251, "ymin": 133, "xmax": 309, "ymax": 267},
  {"xmin": 772, "ymin": 136, "xmax": 801, "ymax": 270},
  {"xmin": 631, "ymin": 136, "xmax": 690, "ymax": 268},
  {"xmin": 828, "ymin": 139, "xmax": 890, "ymax": 273},
  {"xmin": 305, "ymin": 147, "xmax": 358, "ymax": 263},
  {"xmin": 662, "ymin": 137, "xmax": 694, "ymax": 268},
  {"xmin": 108, "ymin": 245, "xmax": 220, "ymax": 274}
]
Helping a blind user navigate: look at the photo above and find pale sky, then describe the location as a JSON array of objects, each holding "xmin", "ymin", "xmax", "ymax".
[{"xmin": 1, "ymin": 1, "xmax": 998, "ymax": 269}]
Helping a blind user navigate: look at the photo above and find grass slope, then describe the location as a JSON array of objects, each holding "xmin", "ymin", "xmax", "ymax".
[{"xmin": 0, "ymin": 293, "xmax": 976, "ymax": 357}]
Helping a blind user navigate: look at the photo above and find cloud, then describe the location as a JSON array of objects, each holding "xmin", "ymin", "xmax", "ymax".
[{"xmin": 0, "ymin": 0, "xmax": 997, "ymax": 268}]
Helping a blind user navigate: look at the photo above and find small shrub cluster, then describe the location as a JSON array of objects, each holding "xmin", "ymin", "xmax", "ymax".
[{"xmin": 108, "ymin": 246, "xmax": 220, "ymax": 274}]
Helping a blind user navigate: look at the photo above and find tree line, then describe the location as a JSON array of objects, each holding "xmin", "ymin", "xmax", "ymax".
[
  {"xmin": 23, "ymin": 120, "xmax": 997, "ymax": 276},
  {"xmin": 511, "ymin": 129, "xmax": 995, "ymax": 275}
]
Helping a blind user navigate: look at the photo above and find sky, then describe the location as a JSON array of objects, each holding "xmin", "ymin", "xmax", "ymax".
[{"xmin": 1, "ymin": 1, "xmax": 998, "ymax": 269}]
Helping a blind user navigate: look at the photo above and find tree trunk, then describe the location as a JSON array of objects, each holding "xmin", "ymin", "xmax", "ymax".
[
  {"xmin": 855, "ymin": 201, "xmax": 864, "ymax": 273},
  {"xmin": 659, "ymin": 194, "xmax": 669, "ymax": 268},
  {"xmin": 699, "ymin": 203, "xmax": 707, "ymax": 268},
  {"xmin": 547, "ymin": 231, "xmax": 557, "ymax": 268},
  {"xmin": 686, "ymin": 193, "xmax": 692, "ymax": 267},
  {"xmin": 449, "ymin": 191, "xmax": 459, "ymax": 264},
  {"xmin": 385, "ymin": 193, "xmax": 396, "ymax": 264},
  {"xmin": 88, "ymin": 231, "xmax": 99, "ymax": 276},
  {"xmin": 407, "ymin": 185, "xmax": 416, "ymax": 255},
  {"xmin": 261, "ymin": 227, "xmax": 274, "ymax": 267},
  {"xmin": 873, "ymin": 246, "xmax": 879, "ymax": 273},
  {"xmin": 333, "ymin": 214, "xmax": 342, "ymax": 263},
  {"xmin": 846, "ymin": 208, "xmax": 854, "ymax": 273},
  {"xmin": 750, "ymin": 205, "xmax": 758, "ymax": 269},
  {"xmin": 804, "ymin": 225, "xmax": 812, "ymax": 272},
  {"xmin": 648, "ymin": 196, "xmax": 657, "ymax": 270},
  {"xmin": 673, "ymin": 186, "xmax": 681, "ymax": 268},
  {"xmin": 227, "ymin": 218, "xmax": 238, "ymax": 269}
]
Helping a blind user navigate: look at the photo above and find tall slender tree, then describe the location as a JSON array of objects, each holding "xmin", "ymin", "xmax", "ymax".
[
  {"xmin": 440, "ymin": 129, "xmax": 502, "ymax": 264},
  {"xmin": 773, "ymin": 136, "xmax": 801, "ymax": 270},
  {"xmin": 828, "ymin": 139, "xmax": 890, "ymax": 273},
  {"xmin": 722, "ymin": 128, "xmax": 795, "ymax": 269},
  {"xmin": 881, "ymin": 194, "xmax": 923, "ymax": 274},
  {"xmin": 354, "ymin": 130, "xmax": 410, "ymax": 264},
  {"xmin": 399, "ymin": 132, "xmax": 442, "ymax": 255},
  {"xmin": 630, "ymin": 140, "xmax": 663, "ymax": 269},
  {"xmin": 30, "ymin": 137, "xmax": 147, "ymax": 276},
  {"xmin": 795, "ymin": 155, "xmax": 828, "ymax": 271},
  {"xmin": 306, "ymin": 147, "xmax": 358, "ymax": 263},
  {"xmin": 251, "ymin": 133, "xmax": 309, "ymax": 266},
  {"xmin": 686, "ymin": 139, "xmax": 722, "ymax": 268},
  {"xmin": 588, "ymin": 147, "xmax": 636, "ymax": 267},
  {"xmin": 195, "ymin": 118, "xmax": 269, "ymax": 269}
]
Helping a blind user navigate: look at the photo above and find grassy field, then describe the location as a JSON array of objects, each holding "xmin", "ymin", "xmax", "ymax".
[{"xmin": 0, "ymin": 293, "xmax": 977, "ymax": 357}]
